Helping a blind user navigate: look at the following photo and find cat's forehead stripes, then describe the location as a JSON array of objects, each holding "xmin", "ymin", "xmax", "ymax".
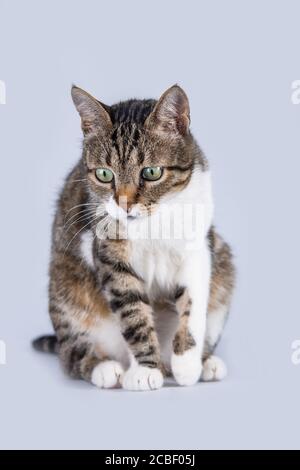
[
  {"xmin": 109, "ymin": 99, "xmax": 156, "ymax": 125},
  {"xmin": 110, "ymin": 123, "xmax": 144, "ymax": 166},
  {"xmin": 107, "ymin": 99, "xmax": 156, "ymax": 166}
]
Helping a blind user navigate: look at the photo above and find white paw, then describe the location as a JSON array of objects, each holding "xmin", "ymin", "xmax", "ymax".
[
  {"xmin": 201, "ymin": 355, "xmax": 227, "ymax": 382},
  {"xmin": 121, "ymin": 365, "xmax": 163, "ymax": 391},
  {"xmin": 91, "ymin": 360, "xmax": 124, "ymax": 389},
  {"xmin": 171, "ymin": 348, "xmax": 202, "ymax": 386}
]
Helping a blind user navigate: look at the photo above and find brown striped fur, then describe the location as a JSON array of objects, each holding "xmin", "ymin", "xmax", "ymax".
[{"xmin": 32, "ymin": 85, "xmax": 235, "ymax": 387}]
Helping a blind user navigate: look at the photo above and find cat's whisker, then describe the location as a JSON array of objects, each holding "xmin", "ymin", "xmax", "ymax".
[
  {"xmin": 64, "ymin": 208, "xmax": 97, "ymax": 227},
  {"xmin": 95, "ymin": 215, "xmax": 110, "ymax": 231},
  {"xmin": 95, "ymin": 204, "xmax": 107, "ymax": 216},
  {"xmin": 64, "ymin": 212, "xmax": 97, "ymax": 233},
  {"xmin": 77, "ymin": 218, "xmax": 109, "ymax": 269},
  {"xmin": 64, "ymin": 213, "xmax": 103, "ymax": 254},
  {"xmin": 64, "ymin": 203, "xmax": 99, "ymax": 218},
  {"xmin": 94, "ymin": 214, "xmax": 113, "ymax": 239}
]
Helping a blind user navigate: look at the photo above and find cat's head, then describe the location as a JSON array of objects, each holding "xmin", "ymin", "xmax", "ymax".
[{"xmin": 72, "ymin": 85, "xmax": 205, "ymax": 225}]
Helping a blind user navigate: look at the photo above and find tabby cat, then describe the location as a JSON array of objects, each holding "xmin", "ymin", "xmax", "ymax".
[{"xmin": 33, "ymin": 85, "xmax": 235, "ymax": 391}]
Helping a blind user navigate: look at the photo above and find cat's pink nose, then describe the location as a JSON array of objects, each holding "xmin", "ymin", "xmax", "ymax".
[{"xmin": 115, "ymin": 185, "xmax": 136, "ymax": 212}]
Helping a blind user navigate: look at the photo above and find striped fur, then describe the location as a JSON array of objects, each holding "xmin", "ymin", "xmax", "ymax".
[
  {"xmin": 33, "ymin": 85, "xmax": 235, "ymax": 390},
  {"xmin": 32, "ymin": 335, "xmax": 58, "ymax": 354}
]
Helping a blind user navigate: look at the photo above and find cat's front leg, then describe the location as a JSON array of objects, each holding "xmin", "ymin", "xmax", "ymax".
[
  {"xmin": 171, "ymin": 243, "xmax": 211, "ymax": 386},
  {"xmin": 96, "ymin": 240, "xmax": 163, "ymax": 391}
]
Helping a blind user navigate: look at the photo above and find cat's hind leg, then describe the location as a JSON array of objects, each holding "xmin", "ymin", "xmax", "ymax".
[
  {"xmin": 48, "ymin": 253, "xmax": 126, "ymax": 389},
  {"xmin": 201, "ymin": 355, "xmax": 227, "ymax": 382},
  {"xmin": 202, "ymin": 229, "xmax": 236, "ymax": 382},
  {"xmin": 58, "ymin": 331, "xmax": 124, "ymax": 389},
  {"xmin": 201, "ymin": 305, "xmax": 228, "ymax": 382}
]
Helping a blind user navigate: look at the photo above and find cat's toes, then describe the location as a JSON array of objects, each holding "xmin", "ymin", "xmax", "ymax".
[
  {"xmin": 121, "ymin": 365, "xmax": 163, "ymax": 391},
  {"xmin": 201, "ymin": 355, "xmax": 227, "ymax": 382},
  {"xmin": 171, "ymin": 348, "xmax": 202, "ymax": 386},
  {"xmin": 91, "ymin": 360, "xmax": 124, "ymax": 389}
]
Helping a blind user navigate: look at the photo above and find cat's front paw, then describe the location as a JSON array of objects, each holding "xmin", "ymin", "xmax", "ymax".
[
  {"xmin": 121, "ymin": 365, "xmax": 163, "ymax": 391},
  {"xmin": 171, "ymin": 348, "xmax": 202, "ymax": 386},
  {"xmin": 91, "ymin": 360, "xmax": 124, "ymax": 389}
]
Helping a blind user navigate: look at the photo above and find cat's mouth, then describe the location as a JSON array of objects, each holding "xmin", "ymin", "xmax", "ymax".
[{"xmin": 104, "ymin": 196, "xmax": 156, "ymax": 223}]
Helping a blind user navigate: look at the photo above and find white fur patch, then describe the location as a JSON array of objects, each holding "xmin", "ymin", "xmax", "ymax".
[
  {"xmin": 154, "ymin": 303, "xmax": 179, "ymax": 369},
  {"xmin": 129, "ymin": 240, "xmax": 183, "ymax": 293},
  {"xmin": 80, "ymin": 230, "xmax": 94, "ymax": 269},
  {"xmin": 171, "ymin": 347, "xmax": 202, "ymax": 386},
  {"xmin": 91, "ymin": 360, "xmax": 124, "ymax": 388},
  {"xmin": 105, "ymin": 195, "xmax": 127, "ymax": 221},
  {"xmin": 201, "ymin": 355, "xmax": 227, "ymax": 382},
  {"xmin": 128, "ymin": 170, "xmax": 213, "ymax": 291},
  {"xmin": 121, "ymin": 364, "xmax": 163, "ymax": 391},
  {"xmin": 178, "ymin": 242, "xmax": 211, "ymax": 344},
  {"xmin": 90, "ymin": 317, "xmax": 130, "ymax": 369},
  {"xmin": 205, "ymin": 305, "xmax": 228, "ymax": 348}
]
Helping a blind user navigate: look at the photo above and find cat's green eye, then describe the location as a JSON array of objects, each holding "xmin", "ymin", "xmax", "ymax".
[
  {"xmin": 95, "ymin": 168, "xmax": 114, "ymax": 183},
  {"xmin": 142, "ymin": 166, "xmax": 163, "ymax": 181}
]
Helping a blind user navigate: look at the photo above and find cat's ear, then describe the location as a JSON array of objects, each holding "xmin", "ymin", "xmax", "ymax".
[
  {"xmin": 146, "ymin": 85, "xmax": 190, "ymax": 136},
  {"xmin": 71, "ymin": 85, "xmax": 112, "ymax": 136}
]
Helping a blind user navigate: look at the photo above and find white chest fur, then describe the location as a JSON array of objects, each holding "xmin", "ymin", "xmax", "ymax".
[
  {"xmin": 128, "ymin": 169, "xmax": 214, "ymax": 294},
  {"xmin": 129, "ymin": 239, "xmax": 184, "ymax": 293},
  {"xmin": 80, "ymin": 169, "xmax": 214, "ymax": 294}
]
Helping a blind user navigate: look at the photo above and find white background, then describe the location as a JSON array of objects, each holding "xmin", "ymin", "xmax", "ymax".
[{"xmin": 0, "ymin": 0, "xmax": 299, "ymax": 449}]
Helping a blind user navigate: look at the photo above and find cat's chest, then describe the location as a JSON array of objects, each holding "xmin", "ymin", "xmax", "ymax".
[{"xmin": 129, "ymin": 239, "xmax": 184, "ymax": 292}]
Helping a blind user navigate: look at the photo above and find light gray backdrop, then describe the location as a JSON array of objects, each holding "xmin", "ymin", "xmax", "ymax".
[{"xmin": 0, "ymin": 0, "xmax": 299, "ymax": 450}]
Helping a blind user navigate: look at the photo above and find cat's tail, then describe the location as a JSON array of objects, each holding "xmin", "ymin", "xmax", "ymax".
[{"xmin": 32, "ymin": 335, "xmax": 58, "ymax": 354}]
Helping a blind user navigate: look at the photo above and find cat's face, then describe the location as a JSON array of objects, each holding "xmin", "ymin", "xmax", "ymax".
[{"xmin": 72, "ymin": 85, "xmax": 198, "ymax": 223}]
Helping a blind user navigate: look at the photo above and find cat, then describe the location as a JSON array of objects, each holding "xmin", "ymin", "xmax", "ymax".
[{"xmin": 32, "ymin": 84, "xmax": 235, "ymax": 391}]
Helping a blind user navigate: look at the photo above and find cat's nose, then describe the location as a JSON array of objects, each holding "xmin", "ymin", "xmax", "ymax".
[
  {"xmin": 118, "ymin": 196, "xmax": 134, "ymax": 212},
  {"xmin": 115, "ymin": 185, "xmax": 136, "ymax": 212}
]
